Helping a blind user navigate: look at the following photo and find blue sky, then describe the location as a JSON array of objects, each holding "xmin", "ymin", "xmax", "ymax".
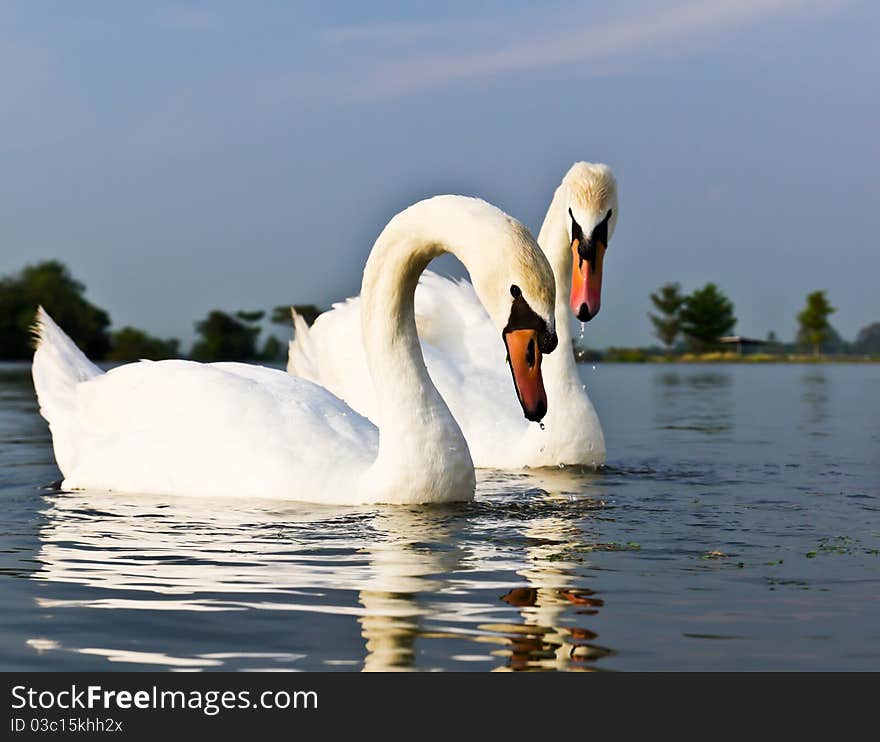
[{"xmin": 1, "ymin": 0, "xmax": 878, "ymax": 348}]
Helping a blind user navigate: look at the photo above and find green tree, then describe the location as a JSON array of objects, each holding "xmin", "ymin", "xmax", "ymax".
[
  {"xmin": 796, "ymin": 291, "xmax": 836, "ymax": 356},
  {"xmin": 648, "ymin": 283, "xmax": 685, "ymax": 349},
  {"xmin": 680, "ymin": 283, "xmax": 736, "ymax": 351},
  {"xmin": 270, "ymin": 304, "xmax": 321, "ymax": 328},
  {"xmin": 108, "ymin": 327, "xmax": 180, "ymax": 361},
  {"xmin": 0, "ymin": 260, "xmax": 111, "ymax": 360},
  {"xmin": 235, "ymin": 310, "xmax": 265, "ymax": 324},
  {"xmin": 261, "ymin": 334, "xmax": 284, "ymax": 362},
  {"xmin": 853, "ymin": 322, "xmax": 880, "ymax": 355},
  {"xmin": 191, "ymin": 310, "xmax": 261, "ymax": 361},
  {"xmin": 765, "ymin": 330, "xmax": 782, "ymax": 354},
  {"xmin": 819, "ymin": 326, "xmax": 848, "ymax": 354}
]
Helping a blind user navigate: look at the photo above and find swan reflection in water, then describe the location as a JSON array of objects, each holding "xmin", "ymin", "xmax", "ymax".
[
  {"xmin": 29, "ymin": 473, "xmax": 613, "ymax": 671},
  {"xmin": 356, "ymin": 507, "xmax": 464, "ymax": 671},
  {"xmin": 484, "ymin": 468, "xmax": 614, "ymax": 671}
]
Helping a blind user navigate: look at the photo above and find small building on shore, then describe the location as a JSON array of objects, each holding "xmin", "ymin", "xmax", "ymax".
[{"xmin": 719, "ymin": 335, "xmax": 766, "ymax": 355}]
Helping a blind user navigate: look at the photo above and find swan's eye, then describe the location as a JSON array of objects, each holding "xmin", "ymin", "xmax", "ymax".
[{"xmin": 510, "ymin": 285, "xmax": 522, "ymax": 298}]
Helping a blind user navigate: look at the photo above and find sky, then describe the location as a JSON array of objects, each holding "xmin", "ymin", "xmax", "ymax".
[{"xmin": 1, "ymin": 0, "xmax": 878, "ymax": 349}]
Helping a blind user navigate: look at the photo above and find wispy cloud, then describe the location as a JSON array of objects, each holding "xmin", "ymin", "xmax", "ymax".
[{"xmin": 330, "ymin": 0, "xmax": 845, "ymax": 100}]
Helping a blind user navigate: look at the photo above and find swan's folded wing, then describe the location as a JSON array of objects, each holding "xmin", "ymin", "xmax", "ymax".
[
  {"xmin": 65, "ymin": 360, "xmax": 378, "ymax": 502},
  {"xmin": 415, "ymin": 272, "xmax": 503, "ymax": 372},
  {"xmin": 289, "ymin": 296, "xmax": 377, "ymax": 421}
]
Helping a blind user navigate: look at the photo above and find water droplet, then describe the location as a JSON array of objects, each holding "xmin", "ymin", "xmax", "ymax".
[{"xmin": 539, "ymin": 421, "xmax": 545, "ymax": 430}]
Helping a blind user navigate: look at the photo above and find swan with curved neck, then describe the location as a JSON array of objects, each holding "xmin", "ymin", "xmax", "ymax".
[
  {"xmin": 31, "ymin": 196, "xmax": 556, "ymax": 505},
  {"xmin": 288, "ymin": 163, "xmax": 618, "ymax": 469},
  {"xmin": 522, "ymin": 162, "xmax": 618, "ymax": 465}
]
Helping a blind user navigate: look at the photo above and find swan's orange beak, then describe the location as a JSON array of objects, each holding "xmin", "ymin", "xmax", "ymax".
[
  {"xmin": 570, "ymin": 236, "xmax": 605, "ymax": 323},
  {"xmin": 504, "ymin": 328, "xmax": 548, "ymax": 422}
]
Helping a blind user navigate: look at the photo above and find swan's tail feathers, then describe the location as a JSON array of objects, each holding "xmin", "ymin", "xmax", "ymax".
[
  {"xmin": 287, "ymin": 307, "xmax": 318, "ymax": 379},
  {"xmin": 31, "ymin": 306, "xmax": 101, "ymax": 428}
]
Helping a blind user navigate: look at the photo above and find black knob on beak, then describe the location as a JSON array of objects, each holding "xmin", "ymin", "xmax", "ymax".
[{"xmin": 539, "ymin": 330, "xmax": 558, "ymax": 354}]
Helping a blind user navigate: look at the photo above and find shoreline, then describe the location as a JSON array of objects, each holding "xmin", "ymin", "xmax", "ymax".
[{"xmin": 576, "ymin": 352, "xmax": 880, "ymax": 364}]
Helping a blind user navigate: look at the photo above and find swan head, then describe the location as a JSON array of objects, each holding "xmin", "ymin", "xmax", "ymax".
[
  {"xmin": 502, "ymin": 283, "xmax": 557, "ymax": 422},
  {"xmin": 560, "ymin": 162, "xmax": 618, "ymax": 323}
]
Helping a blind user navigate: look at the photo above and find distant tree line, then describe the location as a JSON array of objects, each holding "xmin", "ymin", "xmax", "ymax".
[
  {"xmin": 4, "ymin": 260, "xmax": 877, "ymax": 364},
  {"xmin": 644, "ymin": 282, "xmax": 878, "ymax": 356},
  {"xmin": 0, "ymin": 260, "xmax": 319, "ymax": 363}
]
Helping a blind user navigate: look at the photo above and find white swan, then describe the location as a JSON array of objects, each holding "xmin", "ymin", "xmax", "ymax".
[
  {"xmin": 31, "ymin": 196, "xmax": 557, "ymax": 505},
  {"xmin": 288, "ymin": 163, "xmax": 618, "ymax": 468}
]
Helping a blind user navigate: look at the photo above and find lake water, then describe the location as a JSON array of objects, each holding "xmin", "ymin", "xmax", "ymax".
[{"xmin": 1, "ymin": 361, "xmax": 878, "ymax": 671}]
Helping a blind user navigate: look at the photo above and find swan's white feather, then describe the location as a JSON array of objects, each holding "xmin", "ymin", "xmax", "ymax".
[
  {"xmin": 415, "ymin": 272, "xmax": 500, "ymax": 372},
  {"xmin": 32, "ymin": 306, "xmax": 102, "ymax": 475},
  {"xmin": 286, "ymin": 307, "xmax": 319, "ymax": 380}
]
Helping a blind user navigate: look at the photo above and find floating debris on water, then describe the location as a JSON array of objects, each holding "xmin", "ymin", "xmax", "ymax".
[{"xmin": 703, "ymin": 550, "xmax": 727, "ymax": 559}]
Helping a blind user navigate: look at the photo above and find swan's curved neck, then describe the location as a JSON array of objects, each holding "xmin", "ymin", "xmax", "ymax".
[
  {"xmin": 536, "ymin": 184, "xmax": 577, "ymax": 370},
  {"xmin": 360, "ymin": 204, "xmax": 477, "ymax": 503}
]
